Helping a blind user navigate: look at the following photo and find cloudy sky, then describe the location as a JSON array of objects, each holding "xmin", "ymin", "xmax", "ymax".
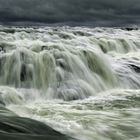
[{"xmin": 0, "ymin": 0, "xmax": 139, "ymax": 26}]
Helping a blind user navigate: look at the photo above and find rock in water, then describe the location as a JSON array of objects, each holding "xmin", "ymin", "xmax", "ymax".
[
  {"xmin": 0, "ymin": 115, "xmax": 73, "ymax": 140},
  {"xmin": 0, "ymin": 100, "xmax": 74, "ymax": 140}
]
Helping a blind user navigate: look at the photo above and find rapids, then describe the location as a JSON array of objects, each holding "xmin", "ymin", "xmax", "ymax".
[{"xmin": 0, "ymin": 26, "xmax": 140, "ymax": 140}]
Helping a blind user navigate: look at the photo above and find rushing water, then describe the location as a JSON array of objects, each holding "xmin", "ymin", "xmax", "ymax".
[{"xmin": 0, "ymin": 26, "xmax": 140, "ymax": 140}]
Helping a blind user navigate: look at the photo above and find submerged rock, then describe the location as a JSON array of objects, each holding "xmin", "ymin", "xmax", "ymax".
[
  {"xmin": 121, "ymin": 27, "xmax": 139, "ymax": 31},
  {"xmin": 0, "ymin": 91, "xmax": 75, "ymax": 140},
  {"xmin": 0, "ymin": 107, "xmax": 74, "ymax": 140},
  {"xmin": 129, "ymin": 64, "xmax": 140, "ymax": 73},
  {"xmin": 0, "ymin": 115, "xmax": 73, "ymax": 140}
]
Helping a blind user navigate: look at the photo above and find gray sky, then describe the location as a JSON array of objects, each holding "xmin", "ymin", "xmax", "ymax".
[{"xmin": 0, "ymin": 0, "xmax": 140, "ymax": 26}]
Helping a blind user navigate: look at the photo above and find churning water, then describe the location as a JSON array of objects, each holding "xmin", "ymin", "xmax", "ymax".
[{"xmin": 0, "ymin": 26, "xmax": 140, "ymax": 140}]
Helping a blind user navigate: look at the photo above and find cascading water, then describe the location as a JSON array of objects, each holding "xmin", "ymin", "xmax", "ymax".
[{"xmin": 0, "ymin": 26, "xmax": 140, "ymax": 140}]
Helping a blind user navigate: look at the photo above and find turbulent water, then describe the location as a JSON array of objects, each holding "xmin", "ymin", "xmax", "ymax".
[{"xmin": 0, "ymin": 25, "xmax": 140, "ymax": 140}]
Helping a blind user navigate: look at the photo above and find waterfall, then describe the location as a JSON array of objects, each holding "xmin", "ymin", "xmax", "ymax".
[
  {"xmin": 0, "ymin": 26, "xmax": 140, "ymax": 140},
  {"xmin": 0, "ymin": 26, "xmax": 140, "ymax": 101}
]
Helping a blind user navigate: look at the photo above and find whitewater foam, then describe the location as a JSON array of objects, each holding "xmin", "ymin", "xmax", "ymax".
[{"xmin": 0, "ymin": 26, "xmax": 140, "ymax": 140}]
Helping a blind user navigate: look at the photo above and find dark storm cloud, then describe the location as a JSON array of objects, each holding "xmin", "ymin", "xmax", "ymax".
[{"xmin": 0, "ymin": 0, "xmax": 140, "ymax": 26}]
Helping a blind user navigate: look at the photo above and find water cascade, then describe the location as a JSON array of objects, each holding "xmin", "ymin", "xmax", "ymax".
[{"xmin": 0, "ymin": 26, "xmax": 140, "ymax": 140}]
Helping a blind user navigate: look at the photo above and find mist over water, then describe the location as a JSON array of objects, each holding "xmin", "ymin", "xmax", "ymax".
[{"xmin": 0, "ymin": 26, "xmax": 140, "ymax": 140}]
